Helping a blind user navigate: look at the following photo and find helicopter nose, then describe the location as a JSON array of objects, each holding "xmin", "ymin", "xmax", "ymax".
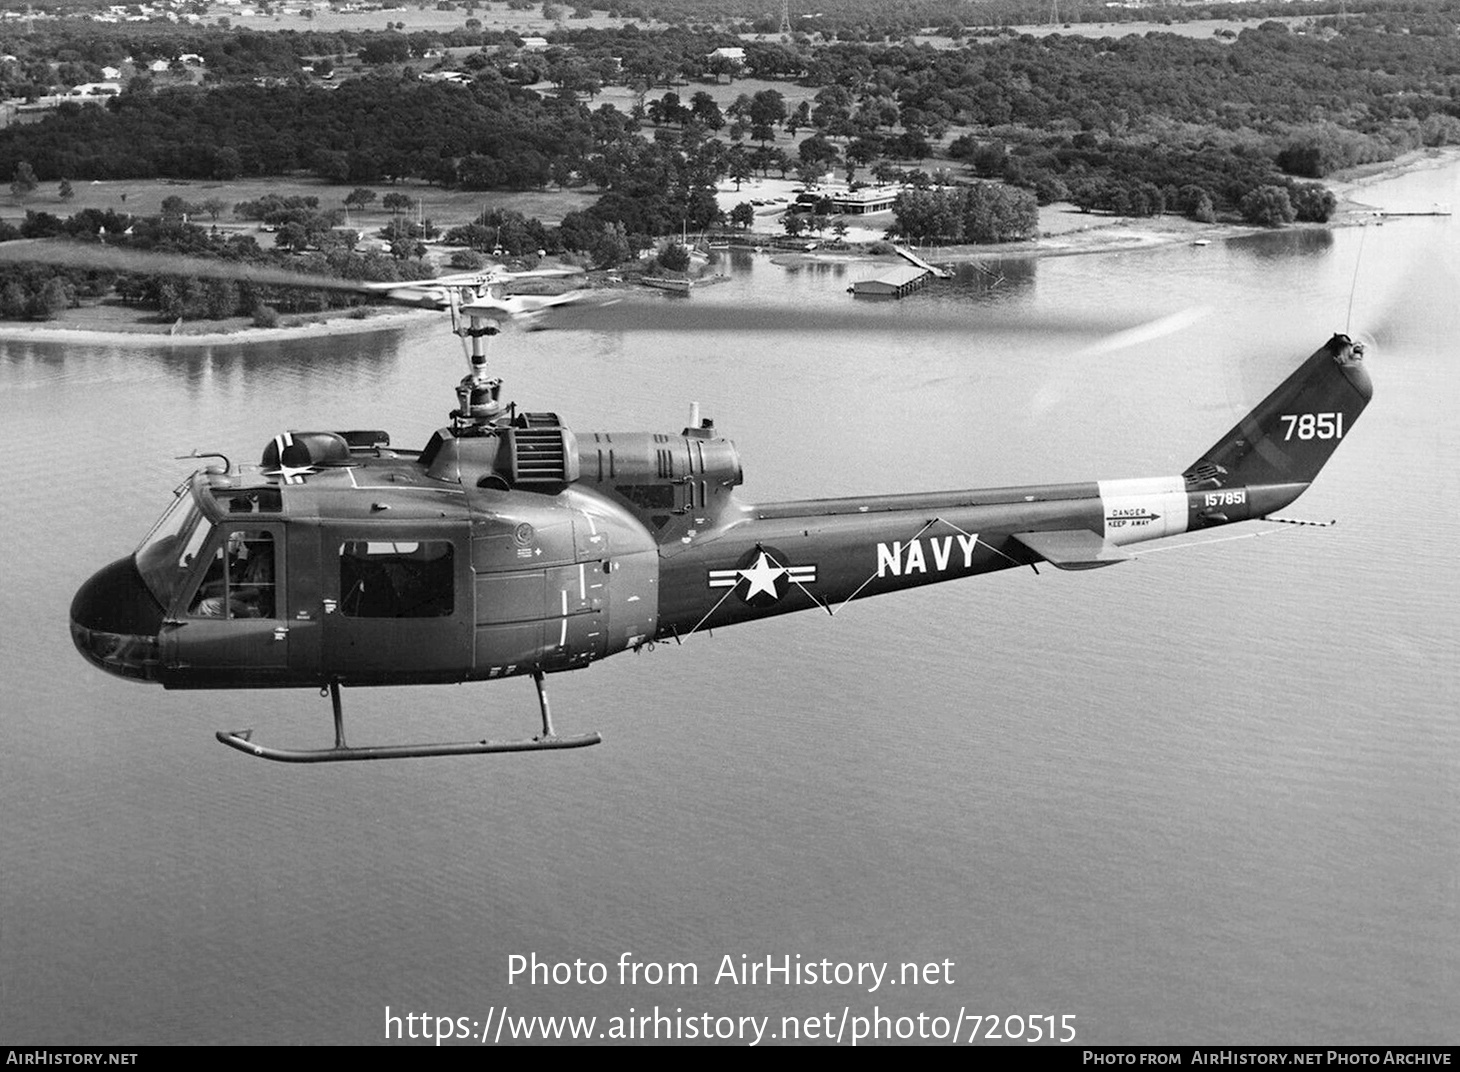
[{"xmin": 69, "ymin": 556, "xmax": 165, "ymax": 682}]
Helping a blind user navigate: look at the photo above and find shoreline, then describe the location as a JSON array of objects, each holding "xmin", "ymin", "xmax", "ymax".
[
  {"xmin": 2, "ymin": 146, "xmax": 1454, "ymax": 346},
  {"xmin": 1325, "ymin": 143, "xmax": 1460, "ymax": 202},
  {"xmin": 784, "ymin": 144, "xmax": 1460, "ymax": 269},
  {"xmin": 810, "ymin": 145, "xmax": 1460, "ymax": 268},
  {"xmin": 0, "ymin": 306, "xmax": 440, "ymax": 348}
]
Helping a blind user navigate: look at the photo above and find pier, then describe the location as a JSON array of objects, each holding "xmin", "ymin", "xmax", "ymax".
[{"xmin": 892, "ymin": 245, "xmax": 952, "ymax": 279}]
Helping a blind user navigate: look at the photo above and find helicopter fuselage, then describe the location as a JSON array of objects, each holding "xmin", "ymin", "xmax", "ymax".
[{"xmin": 69, "ymin": 336, "xmax": 1372, "ymax": 721}]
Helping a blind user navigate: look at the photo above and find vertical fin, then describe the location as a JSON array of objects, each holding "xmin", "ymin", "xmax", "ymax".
[{"xmin": 1184, "ymin": 334, "xmax": 1372, "ymax": 491}]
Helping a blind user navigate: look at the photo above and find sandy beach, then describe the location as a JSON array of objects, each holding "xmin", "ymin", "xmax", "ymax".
[{"xmin": 1325, "ymin": 143, "xmax": 1460, "ymax": 204}]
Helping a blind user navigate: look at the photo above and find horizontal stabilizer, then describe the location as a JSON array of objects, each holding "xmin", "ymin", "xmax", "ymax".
[{"xmin": 1013, "ymin": 529, "xmax": 1133, "ymax": 571}]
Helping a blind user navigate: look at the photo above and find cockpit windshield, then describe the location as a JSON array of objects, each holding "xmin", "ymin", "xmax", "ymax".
[{"xmin": 135, "ymin": 482, "xmax": 212, "ymax": 608}]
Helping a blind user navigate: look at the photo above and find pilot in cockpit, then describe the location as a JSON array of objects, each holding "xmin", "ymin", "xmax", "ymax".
[{"xmin": 190, "ymin": 531, "xmax": 274, "ymax": 618}]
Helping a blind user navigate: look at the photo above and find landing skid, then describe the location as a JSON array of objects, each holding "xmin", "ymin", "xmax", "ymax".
[{"xmin": 215, "ymin": 674, "xmax": 601, "ymax": 763}]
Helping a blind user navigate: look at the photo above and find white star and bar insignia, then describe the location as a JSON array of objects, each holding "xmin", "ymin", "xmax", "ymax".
[
  {"xmin": 265, "ymin": 432, "xmax": 316, "ymax": 484},
  {"xmin": 265, "ymin": 462, "xmax": 317, "ymax": 485},
  {"xmin": 708, "ymin": 550, "xmax": 817, "ymax": 603}
]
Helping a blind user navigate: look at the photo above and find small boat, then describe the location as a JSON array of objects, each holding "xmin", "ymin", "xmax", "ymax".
[
  {"xmin": 641, "ymin": 276, "xmax": 693, "ymax": 293},
  {"xmin": 1192, "ymin": 239, "xmax": 1211, "ymax": 247}
]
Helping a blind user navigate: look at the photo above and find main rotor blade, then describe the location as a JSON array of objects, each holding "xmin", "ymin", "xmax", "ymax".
[
  {"xmin": 366, "ymin": 266, "xmax": 583, "ymax": 290},
  {"xmin": 0, "ymin": 238, "xmax": 392, "ymax": 295},
  {"xmin": 1075, "ymin": 306, "xmax": 1211, "ymax": 356},
  {"xmin": 550, "ymin": 292, "xmax": 1198, "ymax": 341},
  {"xmin": 0, "ymin": 240, "xmax": 1203, "ymax": 344}
]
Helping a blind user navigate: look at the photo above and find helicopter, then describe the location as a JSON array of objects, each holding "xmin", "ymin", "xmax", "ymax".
[{"xmin": 44, "ymin": 242, "xmax": 1373, "ymax": 763}]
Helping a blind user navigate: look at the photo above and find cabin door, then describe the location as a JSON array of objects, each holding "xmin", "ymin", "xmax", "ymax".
[{"xmin": 320, "ymin": 530, "xmax": 473, "ymax": 683}]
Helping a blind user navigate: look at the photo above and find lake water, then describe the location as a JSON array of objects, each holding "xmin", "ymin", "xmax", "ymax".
[{"xmin": 2, "ymin": 162, "xmax": 1457, "ymax": 1046}]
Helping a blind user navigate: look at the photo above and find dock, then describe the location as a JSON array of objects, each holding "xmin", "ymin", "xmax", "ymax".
[
  {"xmin": 892, "ymin": 245, "xmax": 952, "ymax": 279},
  {"xmin": 1380, "ymin": 202, "xmax": 1452, "ymax": 217},
  {"xmin": 850, "ymin": 264, "xmax": 930, "ymax": 298}
]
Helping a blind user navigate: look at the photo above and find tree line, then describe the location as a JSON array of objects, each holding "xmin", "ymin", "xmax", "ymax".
[
  {"xmin": 0, "ymin": 205, "xmax": 429, "ymax": 323},
  {"xmin": 7, "ymin": 17, "xmax": 1456, "ymax": 192},
  {"xmin": 3, "ymin": 10, "xmax": 1458, "ymax": 254},
  {"xmin": 603, "ymin": 0, "xmax": 1460, "ymax": 37}
]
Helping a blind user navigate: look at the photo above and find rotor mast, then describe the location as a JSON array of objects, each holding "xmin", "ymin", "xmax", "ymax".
[{"xmin": 450, "ymin": 288, "xmax": 509, "ymax": 435}]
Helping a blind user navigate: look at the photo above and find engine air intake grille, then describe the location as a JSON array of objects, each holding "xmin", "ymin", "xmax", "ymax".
[{"xmin": 507, "ymin": 427, "xmax": 575, "ymax": 485}]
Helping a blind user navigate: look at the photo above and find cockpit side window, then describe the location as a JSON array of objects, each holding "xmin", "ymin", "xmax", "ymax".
[{"xmin": 189, "ymin": 531, "xmax": 277, "ymax": 619}]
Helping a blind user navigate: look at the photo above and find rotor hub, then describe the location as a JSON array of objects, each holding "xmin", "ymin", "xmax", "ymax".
[{"xmin": 453, "ymin": 374, "xmax": 506, "ymax": 433}]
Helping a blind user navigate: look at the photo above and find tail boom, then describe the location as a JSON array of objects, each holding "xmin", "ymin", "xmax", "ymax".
[{"xmin": 651, "ymin": 336, "xmax": 1370, "ymax": 630}]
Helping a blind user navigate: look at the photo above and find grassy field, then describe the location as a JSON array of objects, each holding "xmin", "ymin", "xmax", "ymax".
[
  {"xmin": 215, "ymin": 5, "xmax": 657, "ymax": 36},
  {"xmin": 540, "ymin": 76, "xmax": 883, "ymax": 184},
  {"xmin": 584, "ymin": 76, "xmax": 822, "ymax": 115},
  {"xmin": 1, "ymin": 175, "xmax": 601, "ymax": 236},
  {"xmin": 911, "ymin": 14, "xmax": 1308, "ymax": 45},
  {"xmin": 109, "ymin": 2, "xmax": 1296, "ymax": 41}
]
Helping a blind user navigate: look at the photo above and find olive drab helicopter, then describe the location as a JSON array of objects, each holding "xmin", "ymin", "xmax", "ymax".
[{"xmin": 43, "ymin": 241, "xmax": 1373, "ymax": 763}]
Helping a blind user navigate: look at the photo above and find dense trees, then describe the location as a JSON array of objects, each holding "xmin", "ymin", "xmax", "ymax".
[
  {"xmin": 0, "ymin": 76, "xmax": 600, "ymax": 189},
  {"xmin": 1069, "ymin": 177, "xmax": 1166, "ymax": 218},
  {"xmin": 344, "ymin": 188, "xmax": 378, "ymax": 212},
  {"xmin": 1177, "ymin": 185, "xmax": 1217, "ymax": 224},
  {"xmin": 0, "ymin": 204, "xmax": 427, "ymax": 322},
  {"xmin": 654, "ymin": 242, "xmax": 691, "ymax": 272},
  {"xmin": 10, "ymin": 161, "xmax": 38, "ymax": 202},
  {"xmin": 587, "ymin": 0, "xmax": 1460, "ymax": 39},
  {"xmin": 892, "ymin": 183, "xmax": 1038, "ymax": 244},
  {"xmin": 0, "ymin": 5, "xmax": 1456, "ymax": 263},
  {"xmin": 1240, "ymin": 186, "xmax": 1297, "ymax": 228},
  {"xmin": 7, "ymin": 13, "xmax": 1457, "ymax": 231},
  {"xmin": 11, "ymin": 0, "xmax": 1445, "ymax": 48},
  {"xmin": 1289, "ymin": 182, "xmax": 1337, "ymax": 223},
  {"xmin": 0, "ymin": 271, "xmax": 75, "ymax": 320}
]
